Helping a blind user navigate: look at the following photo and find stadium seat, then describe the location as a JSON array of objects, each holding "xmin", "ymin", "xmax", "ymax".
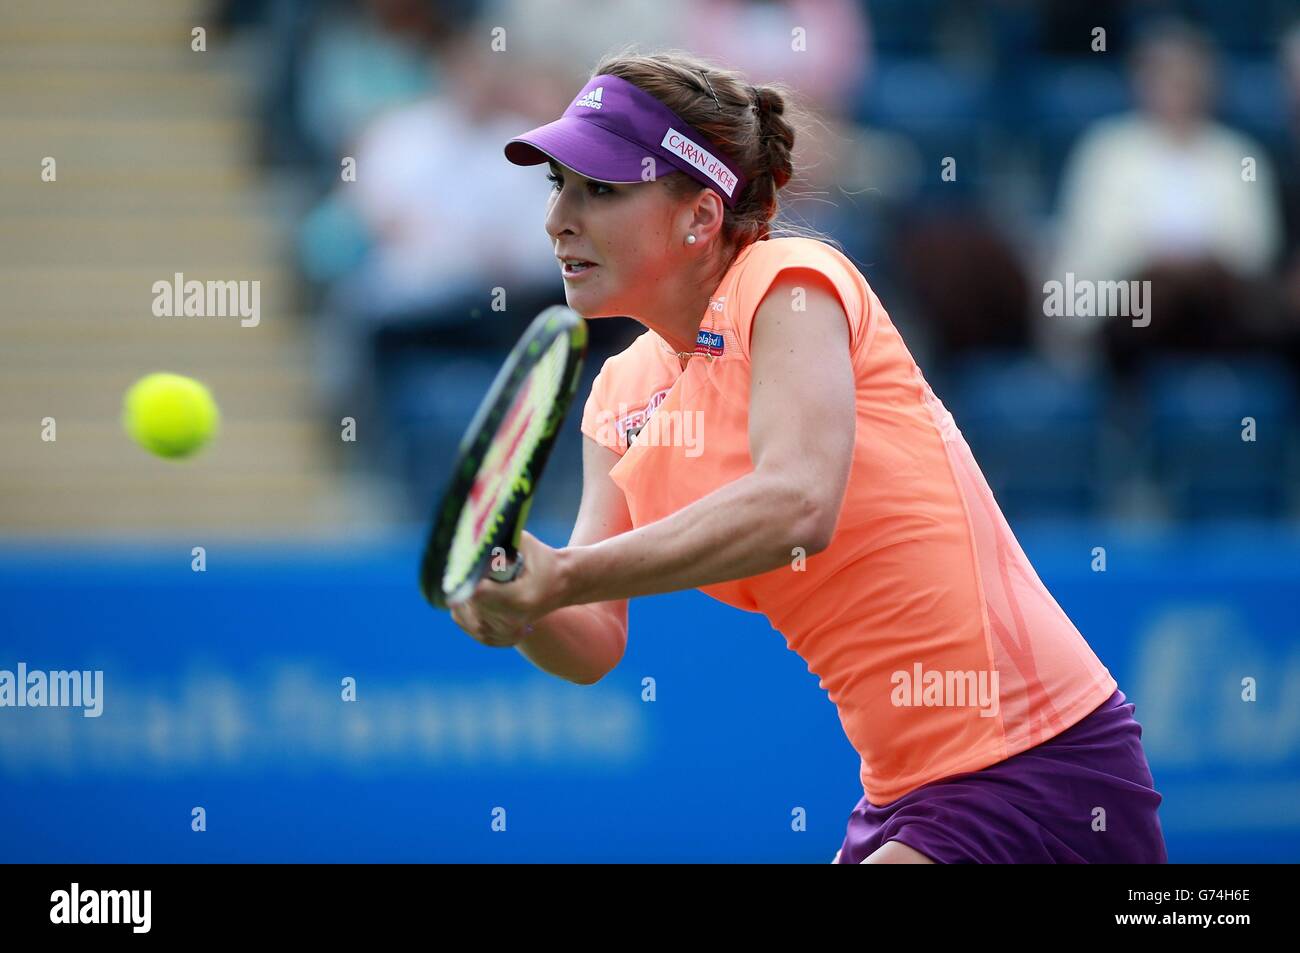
[
  {"xmin": 853, "ymin": 56, "xmax": 991, "ymax": 194},
  {"xmin": 380, "ymin": 351, "xmax": 503, "ymax": 514},
  {"xmin": 378, "ymin": 348, "xmax": 587, "ymax": 526},
  {"xmin": 1028, "ymin": 60, "xmax": 1131, "ymax": 204},
  {"xmin": 868, "ymin": 0, "xmax": 948, "ymax": 55},
  {"xmin": 1141, "ymin": 356, "xmax": 1297, "ymax": 520},
  {"xmin": 1217, "ymin": 56, "xmax": 1288, "ymax": 153},
  {"xmin": 946, "ymin": 351, "xmax": 1109, "ymax": 518}
]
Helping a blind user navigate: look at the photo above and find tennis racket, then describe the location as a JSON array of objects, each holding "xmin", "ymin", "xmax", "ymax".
[{"xmin": 419, "ymin": 305, "xmax": 588, "ymax": 609}]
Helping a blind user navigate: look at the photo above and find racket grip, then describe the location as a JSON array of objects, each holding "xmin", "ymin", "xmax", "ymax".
[{"xmin": 486, "ymin": 551, "xmax": 525, "ymax": 584}]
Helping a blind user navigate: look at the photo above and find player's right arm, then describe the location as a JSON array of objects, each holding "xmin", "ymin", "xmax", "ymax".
[{"xmin": 512, "ymin": 435, "xmax": 631, "ymax": 685}]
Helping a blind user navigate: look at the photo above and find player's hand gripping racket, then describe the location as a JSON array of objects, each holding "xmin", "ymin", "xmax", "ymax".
[{"xmin": 419, "ymin": 305, "xmax": 587, "ymax": 609}]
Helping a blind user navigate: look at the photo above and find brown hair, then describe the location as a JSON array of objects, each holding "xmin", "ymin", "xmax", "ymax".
[{"xmin": 590, "ymin": 46, "xmax": 840, "ymax": 261}]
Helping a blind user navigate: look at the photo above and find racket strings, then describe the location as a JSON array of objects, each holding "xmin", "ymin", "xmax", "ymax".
[{"xmin": 443, "ymin": 336, "xmax": 570, "ymax": 595}]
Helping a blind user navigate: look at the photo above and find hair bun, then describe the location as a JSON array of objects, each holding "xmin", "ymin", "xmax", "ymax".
[
  {"xmin": 589, "ymin": 50, "xmax": 809, "ymax": 249},
  {"xmin": 751, "ymin": 85, "xmax": 785, "ymax": 119}
]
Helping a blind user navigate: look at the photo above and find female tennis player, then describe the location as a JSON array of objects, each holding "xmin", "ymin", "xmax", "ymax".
[{"xmin": 448, "ymin": 50, "xmax": 1168, "ymax": 864}]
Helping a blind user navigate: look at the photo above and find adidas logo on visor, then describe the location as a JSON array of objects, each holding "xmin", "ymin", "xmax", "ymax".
[{"xmin": 574, "ymin": 86, "xmax": 604, "ymax": 110}]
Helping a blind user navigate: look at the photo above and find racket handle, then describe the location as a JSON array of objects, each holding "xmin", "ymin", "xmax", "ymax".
[
  {"xmin": 486, "ymin": 551, "xmax": 525, "ymax": 584},
  {"xmin": 486, "ymin": 493, "xmax": 533, "ymax": 584}
]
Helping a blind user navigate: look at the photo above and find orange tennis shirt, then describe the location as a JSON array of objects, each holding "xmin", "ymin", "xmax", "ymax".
[{"xmin": 579, "ymin": 236, "xmax": 1116, "ymax": 805}]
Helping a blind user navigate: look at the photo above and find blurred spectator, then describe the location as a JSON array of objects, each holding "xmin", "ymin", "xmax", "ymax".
[
  {"xmin": 1278, "ymin": 23, "xmax": 1300, "ymax": 362},
  {"xmin": 213, "ymin": 0, "xmax": 468, "ymax": 172},
  {"xmin": 681, "ymin": 0, "xmax": 869, "ymax": 114},
  {"xmin": 681, "ymin": 0, "xmax": 876, "ymax": 264},
  {"xmin": 333, "ymin": 39, "xmax": 558, "ymax": 311},
  {"xmin": 1046, "ymin": 19, "xmax": 1283, "ymax": 373},
  {"xmin": 293, "ymin": 0, "xmax": 452, "ymax": 172},
  {"xmin": 259, "ymin": 2, "xmax": 1297, "ymax": 521},
  {"xmin": 306, "ymin": 19, "xmax": 564, "ymax": 430},
  {"xmin": 893, "ymin": 212, "xmax": 1034, "ymax": 372},
  {"xmin": 488, "ymin": 0, "xmax": 691, "ymax": 88}
]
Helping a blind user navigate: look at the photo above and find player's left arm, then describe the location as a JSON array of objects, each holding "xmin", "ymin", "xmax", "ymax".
[
  {"xmin": 746, "ymin": 268, "xmax": 857, "ymax": 551},
  {"xmin": 552, "ymin": 268, "xmax": 857, "ymax": 606}
]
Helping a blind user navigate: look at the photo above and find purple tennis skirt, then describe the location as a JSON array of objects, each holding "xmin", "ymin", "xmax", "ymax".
[{"xmin": 834, "ymin": 688, "xmax": 1168, "ymax": 863}]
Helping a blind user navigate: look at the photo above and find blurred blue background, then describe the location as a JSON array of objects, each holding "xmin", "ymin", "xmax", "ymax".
[
  {"xmin": 1, "ymin": 0, "xmax": 1298, "ymax": 862},
  {"xmin": 2, "ymin": 524, "xmax": 1298, "ymax": 862}
]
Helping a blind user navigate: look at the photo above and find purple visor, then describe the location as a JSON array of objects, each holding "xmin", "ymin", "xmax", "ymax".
[{"xmin": 504, "ymin": 73, "xmax": 748, "ymax": 208}]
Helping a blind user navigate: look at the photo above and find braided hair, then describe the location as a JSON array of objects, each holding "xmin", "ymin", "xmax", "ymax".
[{"xmin": 590, "ymin": 47, "xmax": 825, "ymax": 253}]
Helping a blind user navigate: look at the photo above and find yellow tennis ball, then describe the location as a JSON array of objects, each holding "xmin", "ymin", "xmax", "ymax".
[{"xmin": 122, "ymin": 372, "xmax": 220, "ymax": 459}]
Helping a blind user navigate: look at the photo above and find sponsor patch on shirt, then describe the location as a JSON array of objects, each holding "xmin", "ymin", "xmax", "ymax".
[
  {"xmin": 694, "ymin": 329, "xmax": 725, "ymax": 357},
  {"xmin": 616, "ymin": 387, "xmax": 671, "ymax": 446}
]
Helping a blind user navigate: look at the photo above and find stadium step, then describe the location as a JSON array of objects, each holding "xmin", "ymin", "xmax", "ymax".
[{"xmin": 0, "ymin": 0, "xmax": 390, "ymax": 539}]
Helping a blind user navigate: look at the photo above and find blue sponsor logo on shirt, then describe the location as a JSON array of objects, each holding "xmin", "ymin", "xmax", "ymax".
[{"xmin": 694, "ymin": 329, "xmax": 724, "ymax": 357}]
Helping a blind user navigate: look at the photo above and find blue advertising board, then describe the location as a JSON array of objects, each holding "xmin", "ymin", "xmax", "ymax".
[{"xmin": 1, "ymin": 522, "xmax": 1296, "ymax": 863}]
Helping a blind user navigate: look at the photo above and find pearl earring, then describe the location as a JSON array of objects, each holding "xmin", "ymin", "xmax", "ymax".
[{"xmin": 685, "ymin": 234, "xmax": 697, "ymax": 245}]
